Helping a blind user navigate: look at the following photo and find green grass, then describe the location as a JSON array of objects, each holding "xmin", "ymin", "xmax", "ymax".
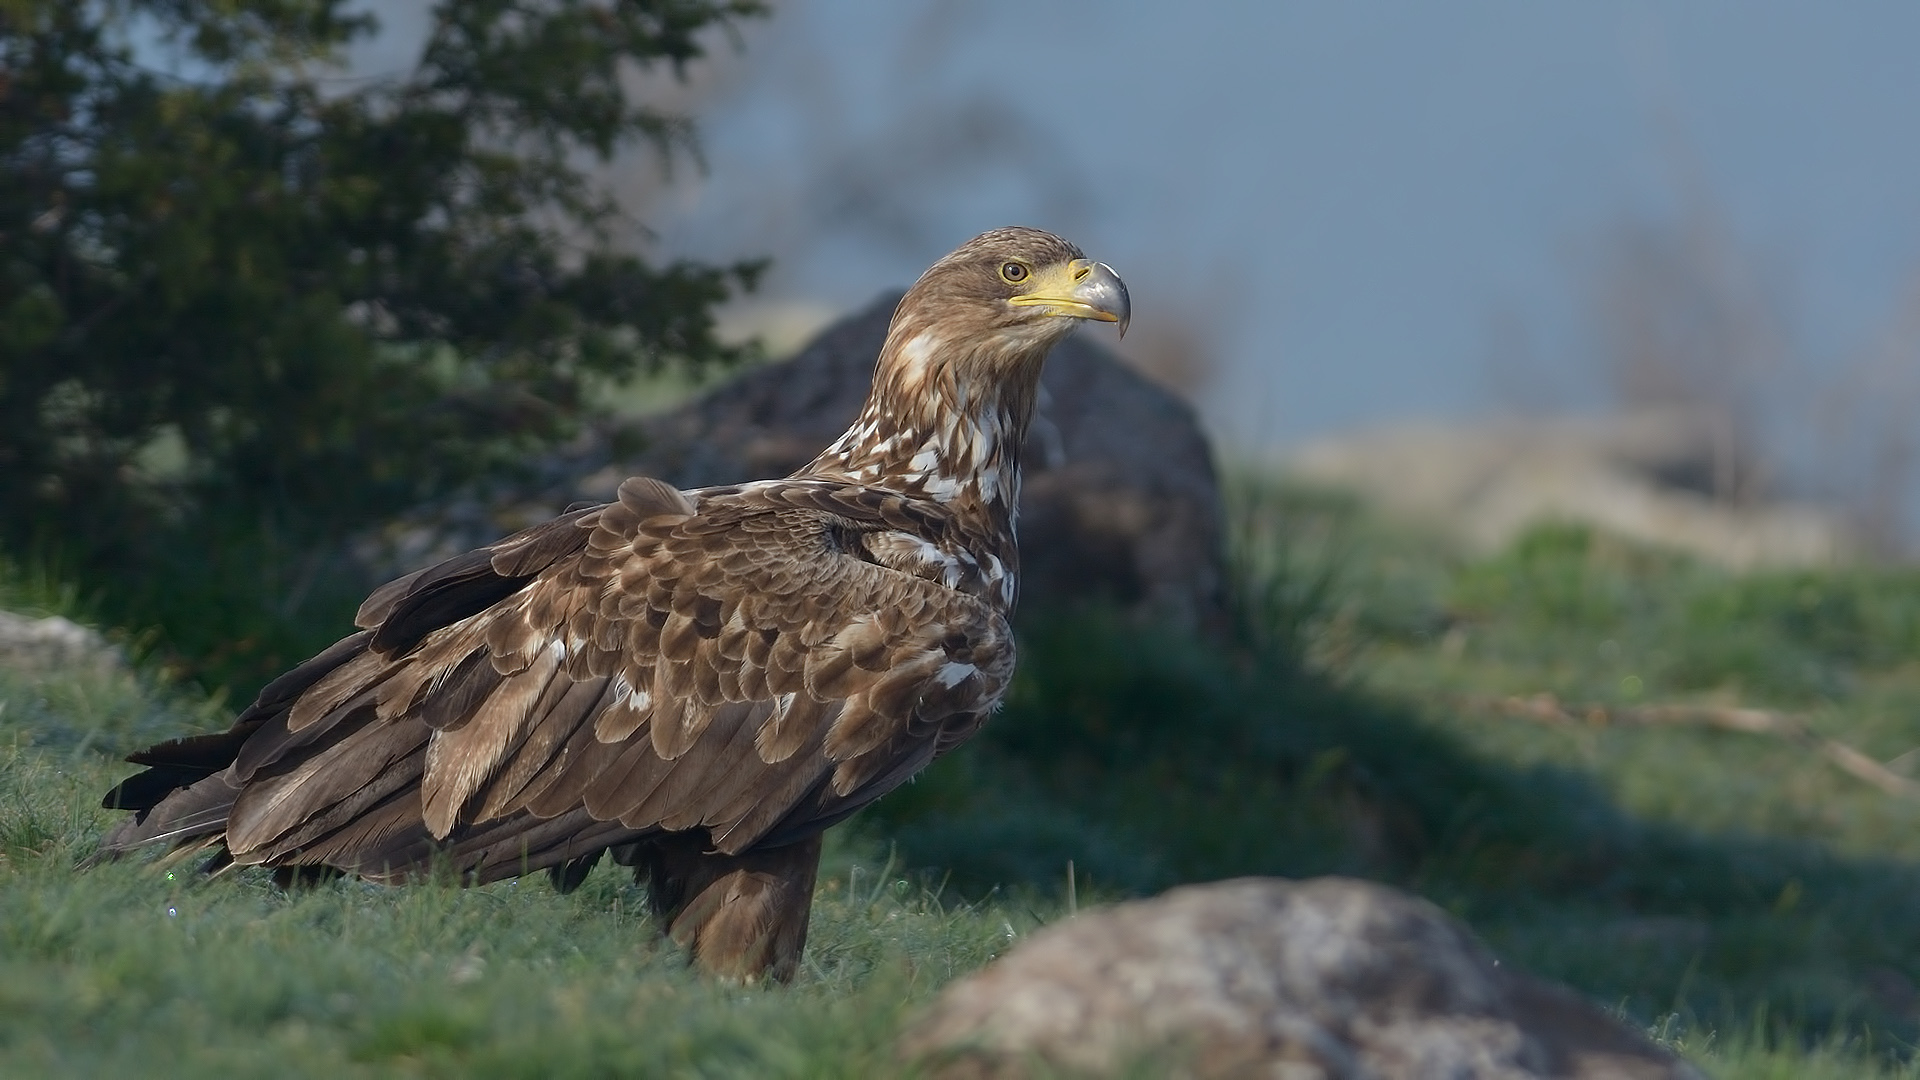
[
  {"xmin": 0, "ymin": 678, "xmax": 1034, "ymax": 1077},
  {"xmin": 9, "ymin": 483, "xmax": 1920, "ymax": 1074}
]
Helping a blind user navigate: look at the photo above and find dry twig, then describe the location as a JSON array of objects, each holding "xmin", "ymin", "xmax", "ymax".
[{"xmin": 1467, "ymin": 692, "xmax": 1920, "ymax": 799}]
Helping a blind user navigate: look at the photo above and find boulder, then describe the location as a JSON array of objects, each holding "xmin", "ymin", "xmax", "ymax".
[
  {"xmin": 902, "ymin": 877, "xmax": 1699, "ymax": 1080},
  {"xmin": 366, "ymin": 292, "xmax": 1228, "ymax": 632}
]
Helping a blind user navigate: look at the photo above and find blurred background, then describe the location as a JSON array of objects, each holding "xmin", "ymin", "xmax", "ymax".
[{"xmin": 363, "ymin": 0, "xmax": 1920, "ymax": 556}]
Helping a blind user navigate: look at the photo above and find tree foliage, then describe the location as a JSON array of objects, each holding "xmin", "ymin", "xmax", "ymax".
[
  {"xmin": 0, "ymin": 0, "xmax": 764, "ymax": 685},
  {"xmin": 0, "ymin": 0, "xmax": 763, "ymax": 557}
]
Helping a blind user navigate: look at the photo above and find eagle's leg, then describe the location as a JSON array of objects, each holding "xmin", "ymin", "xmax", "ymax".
[{"xmin": 627, "ymin": 833, "xmax": 824, "ymax": 984}]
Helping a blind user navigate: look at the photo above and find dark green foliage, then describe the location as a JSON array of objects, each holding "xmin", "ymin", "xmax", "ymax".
[{"xmin": 0, "ymin": 0, "xmax": 763, "ymax": 689}]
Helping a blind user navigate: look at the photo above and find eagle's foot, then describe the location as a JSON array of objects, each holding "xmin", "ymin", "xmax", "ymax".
[{"xmin": 628, "ymin": 833, "xmax": 824, "ymax": 984}]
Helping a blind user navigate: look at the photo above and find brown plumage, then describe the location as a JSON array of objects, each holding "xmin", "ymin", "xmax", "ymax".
[{"xmin": 89, "ymin": 227, "xmax": 1130, "ymax": 983}]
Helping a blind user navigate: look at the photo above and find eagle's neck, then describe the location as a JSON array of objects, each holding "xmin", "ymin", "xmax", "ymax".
[{"xmin": 800, "ymin": 325, "xmax": 1051, "ymax": 529}]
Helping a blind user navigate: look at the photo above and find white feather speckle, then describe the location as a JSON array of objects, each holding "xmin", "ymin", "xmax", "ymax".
[
  {"xmin": 899, "ymin": 332, "xmax": 937, "ymax": 371},
  {"xmin": 983, "ymin": 554, "xmax": 1015, "ymax": 606}
]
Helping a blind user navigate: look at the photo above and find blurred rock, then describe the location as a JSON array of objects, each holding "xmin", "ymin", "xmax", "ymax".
[
  {"xmin": 903, "ymin": 877, "xmax": 1698, "ymax": 1080},
  {"xmin": 365, "ymin": 292, "xmax": 1228, "ymax": 632},
  {"xmin": 1284, "ymin": 411, "xmax": 1856, "ymax": 568},
  {"xmin": 0, "ymin": 611, "xmax": 123, "ymax": 675}
]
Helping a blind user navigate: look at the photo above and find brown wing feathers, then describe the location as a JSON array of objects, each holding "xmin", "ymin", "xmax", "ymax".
[{"xmin": 93, "ymin": 470, "xmax": 1010, "ymax": 896}]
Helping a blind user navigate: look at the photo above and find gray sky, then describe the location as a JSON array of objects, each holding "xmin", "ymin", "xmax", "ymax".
[
  {"xmin": 360, "ymin": 2, "xmax": 1920, "ymax": 465},
  {"xmin": 630, "ymin": 0, "xmax": 1920, "ymax": 460}
]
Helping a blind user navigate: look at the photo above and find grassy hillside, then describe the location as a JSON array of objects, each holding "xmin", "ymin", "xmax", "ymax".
[{"xmin": 6, "ymin": 481, "xmax": 1920, "ymax": 1076}]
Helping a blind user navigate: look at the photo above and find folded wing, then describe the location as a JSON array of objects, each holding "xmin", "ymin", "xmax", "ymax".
[{"xmin": 98, "ymin": 475, "xmax": 1011, "ymax": 884}]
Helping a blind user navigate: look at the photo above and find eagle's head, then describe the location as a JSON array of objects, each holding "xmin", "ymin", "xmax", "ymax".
[
  {"xmin": 806, "ymin": 227, "xmax": 1129, "ymax": 518},
  {"xmin": 889, "ymin": 227, "xmax": 1131, "ymax": 365}
]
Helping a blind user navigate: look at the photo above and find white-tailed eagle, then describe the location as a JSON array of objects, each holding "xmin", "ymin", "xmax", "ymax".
[{"xmin": 92, "ymin": 227, "xmax": 1130, "ymax": 983}]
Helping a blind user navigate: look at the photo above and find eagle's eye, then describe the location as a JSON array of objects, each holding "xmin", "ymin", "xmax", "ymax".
[{"xmin": 999, "ymin": 261, "xmax": 1031, "ymax": 285}]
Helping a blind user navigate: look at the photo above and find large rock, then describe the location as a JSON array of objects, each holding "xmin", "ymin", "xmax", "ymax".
[
  {"xmin": 902, "ymin": 877, "xmax": 1698, "ymax": 1080},
  {"xmin": 368, "ymin": 292, "xmax": 1228, "ymax": 632}
]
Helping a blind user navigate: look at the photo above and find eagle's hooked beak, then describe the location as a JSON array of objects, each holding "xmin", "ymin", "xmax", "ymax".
[{"xmin": 1008, "ymin": 258, "xmax": 1131, "ymax": 338}]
